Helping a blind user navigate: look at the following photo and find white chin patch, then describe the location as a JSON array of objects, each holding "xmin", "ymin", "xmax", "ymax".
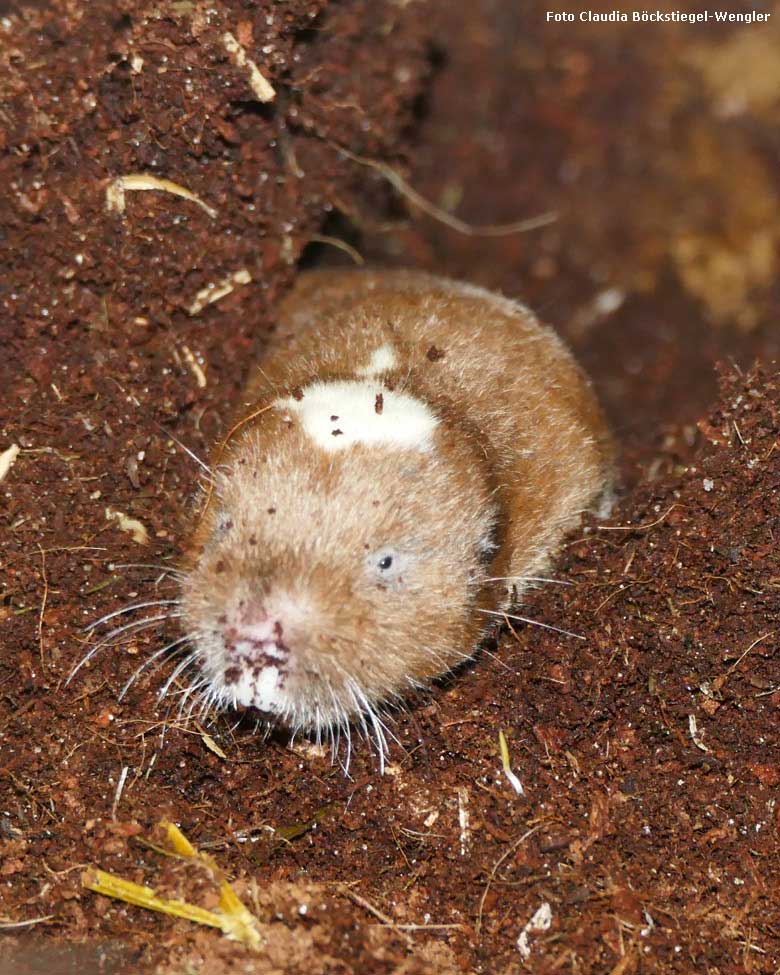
[
  {"xmin": 355, "ymin": 344, "xmax": 397, "ymax": 376},
  {"xmin": 276, "ymin": 379, "xmax": 438, "ymax": 453},
  {"xmin": 232, "ymin": 664, "xmax": 287, "ymax": 712}
]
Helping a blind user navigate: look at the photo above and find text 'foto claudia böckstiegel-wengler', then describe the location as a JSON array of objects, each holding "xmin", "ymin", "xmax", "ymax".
[{"xmin": 546, "ymin": 10, "xmax": 771, "ymax": 23}]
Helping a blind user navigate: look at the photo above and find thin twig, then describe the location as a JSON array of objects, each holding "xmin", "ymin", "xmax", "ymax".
[
  {"xmin": 371, "ymin": 922, "xmax": 463, "ymax": 931},
  {"xmin": 475, "ymin": 825, "xmax": 542, "ymax": 938},
  {"xmin": 336, "ymin": 145, "xmax": 557, "ymax": 237},
  {"xmin": 598, "ymin": 504, "xmax": 679, "ymax": 533},
  {"xmin": 717, "ymin": 631, "xmax": 774, "ymax": 690},
  {"xmin": 37, "ymin": 543, "xmax": 48, "ymax": 669},
  {"xmin": 0, "ymin": 915, "xmax": 55, "ymax": 929},
  {"xmin": 309, "ymin": 234, "xmax": 364, "ymax": 265},
  {"xmin": 338, "ymin": 885, "xmax": 414, "ymax": 946}
]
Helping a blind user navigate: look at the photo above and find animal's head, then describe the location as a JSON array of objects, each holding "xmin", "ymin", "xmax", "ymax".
[{"xmin": 180, "ymin": 379, "xmax": 498, "ymax": 747}]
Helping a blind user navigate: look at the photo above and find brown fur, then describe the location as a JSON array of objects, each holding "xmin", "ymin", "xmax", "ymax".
[{"xmin": 180, "ymin": 269, "xmax": 613, "ymax": 739}]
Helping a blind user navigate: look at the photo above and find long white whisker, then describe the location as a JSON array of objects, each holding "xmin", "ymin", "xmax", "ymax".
[
  {"xmin": 67, "ymin": 613, "xmax": 180, "ymax": 683},
  {"xmin": 84, "ymin": 601, "xmax": 180, "ymax": 632},
  {"xmin": 98, "ymin": 613, "xmax": 182, "ymax": 644},
  {"xmin": 380, "ymin": 711, "xmax": 402, "ymax": 752},
  {"xmin": 157, "ymin": 651, "xmax": 199, "ymax": 701},
  {"xmin": 220, "ymin": 716, "xmax": 243, "ymax": 739},
  {"xmin": 177, "ymin": 675, "xmax": 212, "ymax": 722},
  {"xmin": 478, "ymin": 647, "xmax": 512, "ymax": 672},
  {"xmin": 342, "ymin": 712, "xmax": 353, "ymax": 774},
  {"xmin": 367, "ymin": 707, "xmax": 387, "ymax": 774},
  {"xmin": 346, "ymin": 683, "xmax": 370, "ymax": 744},
  {"xmin": 485, "ymin": 576, "xmax": 573, "ymax": 586},
  {"xmin": 118, "ymin": 635, "xmax": 193, "ymax": 700},
  {"xmin": 420, "ymin": 644, "xmax": 469, "ymax": 669},
  {"xmin": 173, "ymin": 671, "xmax": 210, "ymax": 702},
  {"xmin": 331, "ymin": 719, "xmax": 341, "ymax": 767},
  {"xmin": 199, "ymin": 687, "xmax": 220, "ymax": 723},
  {"xmin": 313, "ymin": 707, "xmax": 323, "ymax": 749},
  {"xmin": 349, "ymin": 680, "xmax": 388, "ymax": 773},
  {"xmin": 326, "ymin": 683, "xmax": 350, "ymax": 772},
  {"xmin": 184, "ymin": 688, "xmax": 208, "ymax": 726},
  {"xmin": 111, "ymin": 563, "xmax": 186, "ymax": 579},
  {"xmin": 478, "ymin": 609, "xmax": 585, "ymax": 641},
  {"xmin": 158, "ymin": 426, "xmax": 214, "ymax": 479}
]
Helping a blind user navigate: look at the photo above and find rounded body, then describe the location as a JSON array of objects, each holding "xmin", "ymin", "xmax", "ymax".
[{"xmin": 181, "ymin": 270, "xmax": 613, "ymax": 738}]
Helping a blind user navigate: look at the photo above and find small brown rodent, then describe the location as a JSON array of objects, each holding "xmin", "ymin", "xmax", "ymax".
[{"xmin": 181, "ymin": 269, "xmax": 613, "ymax": 757}]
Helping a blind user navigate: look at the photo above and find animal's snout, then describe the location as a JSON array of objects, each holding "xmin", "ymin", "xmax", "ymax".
[
  {"xmin": 230, "ymin": 615, "xmax": 289, "ymax": 661},
  {"xmin": 224, "ymin": 597, "xmax": 304, "ymax": 665}
]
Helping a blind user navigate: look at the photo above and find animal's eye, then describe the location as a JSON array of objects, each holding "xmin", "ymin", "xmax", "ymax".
[{"xmin": 365, "ymin": 548, "xmax": 412, "ymax": 589}]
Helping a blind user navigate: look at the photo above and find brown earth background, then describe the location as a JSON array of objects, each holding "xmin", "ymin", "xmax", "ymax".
[{"xmin": 2, "ymin": 1, "xmax": 780, "ymax": 973}]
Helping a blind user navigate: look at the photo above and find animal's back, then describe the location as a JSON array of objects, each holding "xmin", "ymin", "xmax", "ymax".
[{"xmin": 248, "ymin": 268, "xmax": 613, "ymax": 597}]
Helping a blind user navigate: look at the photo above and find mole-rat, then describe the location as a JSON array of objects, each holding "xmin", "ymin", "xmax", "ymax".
[{"xmin": 181, "ymin": 268, "xmax": 613, "ymax": 755}]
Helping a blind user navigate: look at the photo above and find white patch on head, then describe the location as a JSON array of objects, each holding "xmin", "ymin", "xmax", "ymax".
[
  {"xmin": 276, "ymin": 379, "xmax": 438, "ymax": 453},
  {"xmin": 355, "ymin": 344, "xmax": 397, "ymax": 377}
]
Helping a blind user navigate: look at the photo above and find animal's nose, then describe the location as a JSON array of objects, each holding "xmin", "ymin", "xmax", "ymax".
[{"xmin": 229, "ymin": 606, "xmax": 290, "ymax": 661}]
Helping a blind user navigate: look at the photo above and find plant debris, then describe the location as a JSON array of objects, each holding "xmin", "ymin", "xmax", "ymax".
[
  {"xmin": 105, "ymin": 175, "xmax": 218, "ymax": 220},
  {"xmin": 222, "ymin": 32, "xmax": 276, "ymax": 103},
  {"xmin": 82, "ymin": 822, "xmax": 264, "ymax": 951},
  {"xmin": 0, "ymin": 443, "xmax": 20, "ymax": 484}
]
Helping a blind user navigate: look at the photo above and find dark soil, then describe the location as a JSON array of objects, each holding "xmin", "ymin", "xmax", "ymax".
[{"xmin": 2, "ymin": 2, "xmax": 780, "ymax": 974}]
